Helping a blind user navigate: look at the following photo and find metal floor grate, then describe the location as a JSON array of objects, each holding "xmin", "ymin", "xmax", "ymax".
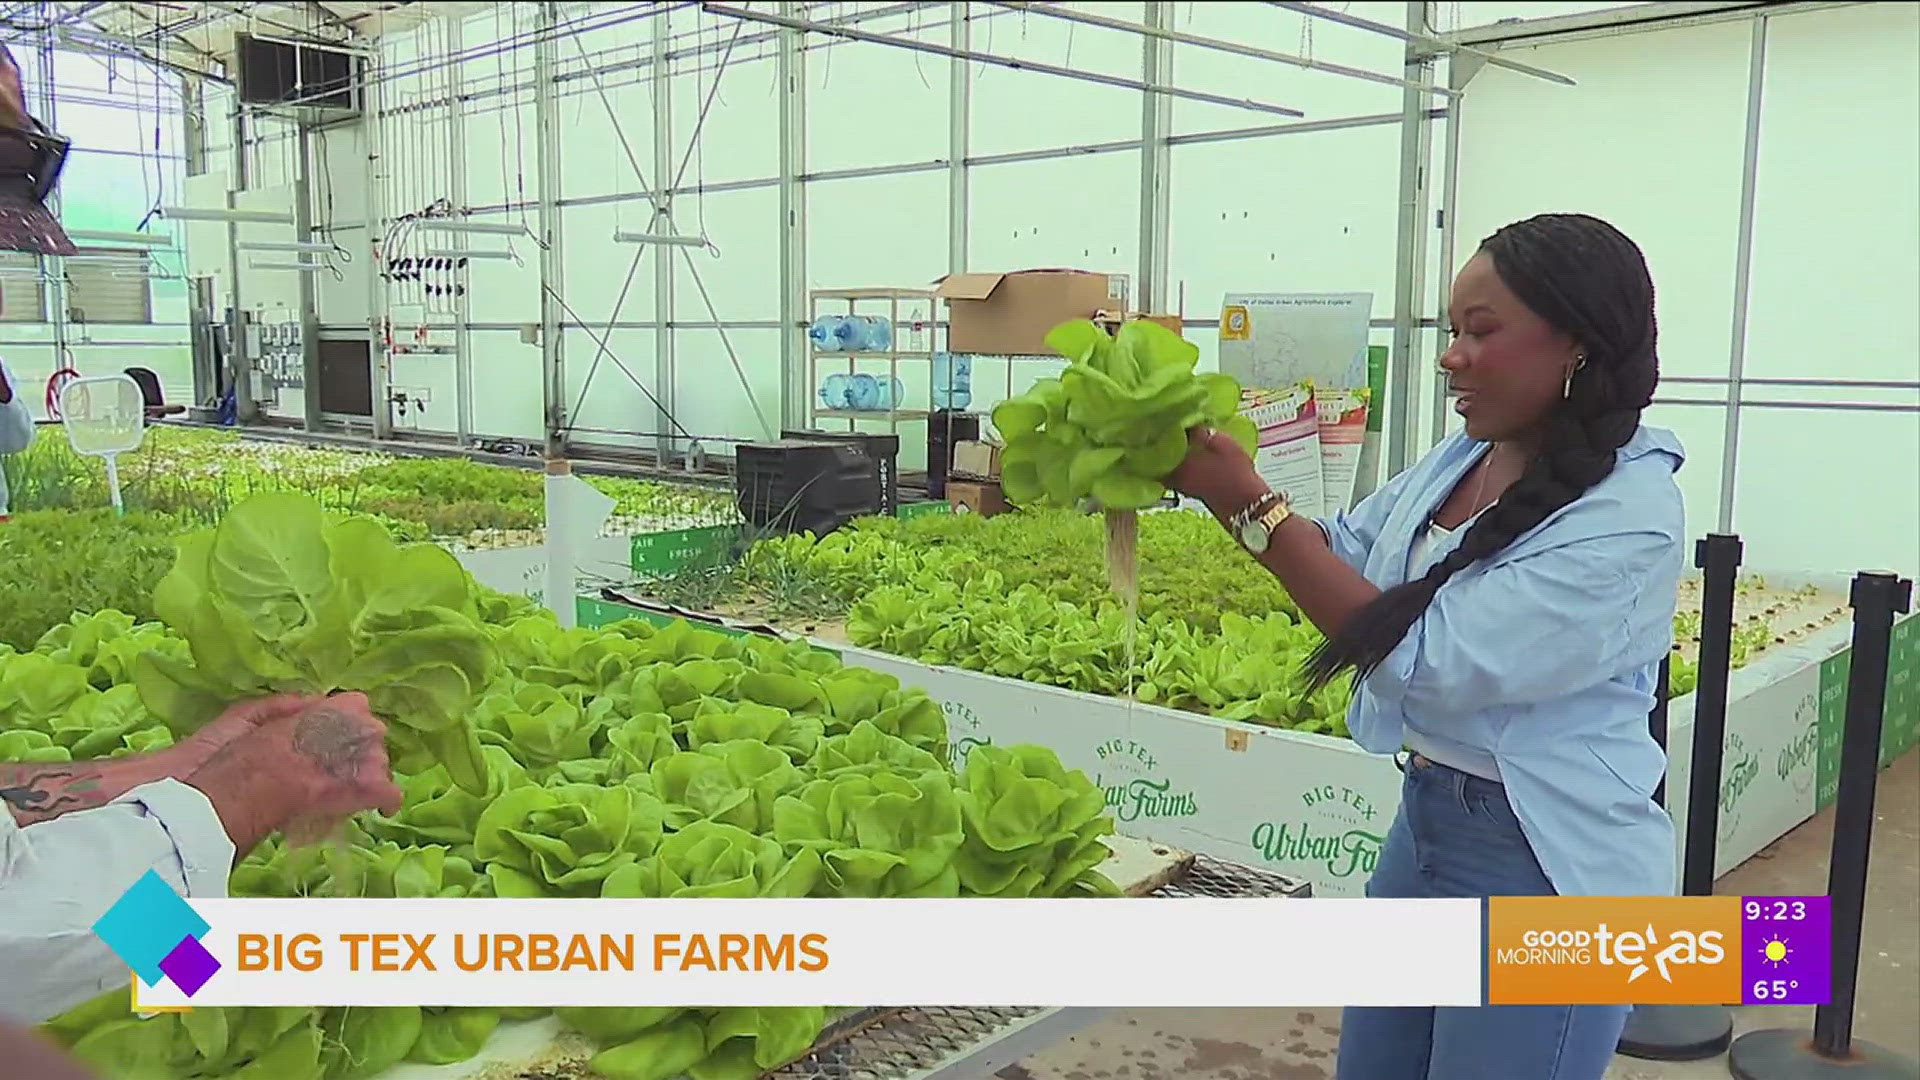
[{"xmin": 754, "ymin": 856, "xmax": 1310, "ymax": 1080}]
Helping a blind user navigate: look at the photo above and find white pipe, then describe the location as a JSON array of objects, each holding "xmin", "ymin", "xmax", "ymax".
[
  {"xmin": 421, "ymin": 248, "xmax": 515, "ymax": 260},
  {"xmin": 239, "ymin": 240, "xmax": 335, "ymax": 253},
  {"xmin": 66, "ymin": 230, "xmax": 171, "ymax": 246},
  {"xmin": 249, "ymin": 259, "xmax": 328, "ymax": 272},
  {"xmin": 612, "ymin": 230, "xmax": 708, "ymax": 247},
  {"xmin": 159, "ymin": 206, "xmax": 296, "ymax": 224},
  {"xmin": 416, "ymin": 220, "xmax": 529, "ymax": 236}
]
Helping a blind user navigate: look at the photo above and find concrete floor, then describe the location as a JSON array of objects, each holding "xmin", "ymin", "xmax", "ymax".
[{"xmin": 1001, "ymin": 750, "xmax": 1920, "ymax": 1080}]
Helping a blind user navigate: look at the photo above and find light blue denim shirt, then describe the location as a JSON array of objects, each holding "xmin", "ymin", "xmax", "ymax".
[
  {"xmin": 1316, "ymin": 424, "xmax": 1686, "ymax": 898},
  {"xmin": 1, "ymin": 356, "xmax": 37, "ymax": 514}
]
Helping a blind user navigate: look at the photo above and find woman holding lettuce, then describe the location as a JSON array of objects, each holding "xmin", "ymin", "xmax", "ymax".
[{"xmin": 1171, "ymin": 213, "xmax": 1682, "ymax": 1080}]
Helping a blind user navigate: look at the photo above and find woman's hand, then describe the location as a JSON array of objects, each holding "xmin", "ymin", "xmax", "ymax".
[{"xmin": 1166, "ymin": 426, "xmax": 1270, "ymax": 519}]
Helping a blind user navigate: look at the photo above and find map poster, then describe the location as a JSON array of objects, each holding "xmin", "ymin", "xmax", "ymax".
[{"xmin": 1218, "ymin": 293, "xmax": 1375, "ymax": 513}]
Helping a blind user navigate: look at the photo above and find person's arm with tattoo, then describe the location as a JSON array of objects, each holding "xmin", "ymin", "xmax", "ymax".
[{"xmin": 0, "ymin": 692, "xmax": 402, "ymax": 1025}]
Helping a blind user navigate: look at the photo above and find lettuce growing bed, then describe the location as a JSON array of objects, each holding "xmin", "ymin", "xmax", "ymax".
[
  {"xmin": 590, "ymin": 514, "xmax": 1918, "ymax": 898},
  {"xmin": 17, "ymin": 491, "xmax": 1213, "ymax": 1080}
]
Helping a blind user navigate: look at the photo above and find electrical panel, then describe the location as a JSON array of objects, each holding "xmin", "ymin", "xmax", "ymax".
[{"xmin": 242, "ymin": 315, "xmax": 306, "ymax": 409}]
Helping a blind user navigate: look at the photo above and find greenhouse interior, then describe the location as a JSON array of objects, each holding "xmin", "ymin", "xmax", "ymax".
[{"xmin": 0, "ymin": 1, "xmax": 1915, "ymax": 1079}]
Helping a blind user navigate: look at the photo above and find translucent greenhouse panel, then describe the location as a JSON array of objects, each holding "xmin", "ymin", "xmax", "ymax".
[
  {"xmin": 1453, "ymin": 20, "xmax": 1752, "ymax": 381},
  {"xmin": 664, "ymin": 7, "xmax": 779, "ymax": 186},
  {"xmin": 312, "ymin": 123, "xmax": 369, "ymax": 224},
  {"xmin": 1640, "ymin": 400, "xmax": 1729, "ymax": 546},
  {"xmin": 805, "ymin": 9, "xmax": 951, "ymax": 174},
  {"xmin": 807, "ymin": 170, "xmax": 946, "ymax": 289},
  {"xmin": 558, "ymin": 201, "xmax": 659, "ymax": 325},
  {"xmin": 667, "ymin": 185, "xmax": 779, "ymax": 324},
  {"xmin": 1732, "ymin": 407, "xmax": 1919, "ymax": 581},
  {"xmin": 1168, "ymin": 122, "xmax": 1403, "ymax": 325},
  {"xmin": 57, "ymin": 147, "xmax": 181, "ymax": 235},
  {"xmin": 460, "ymin": 94, "xmax": 542, "ymax": 211},
  {"xmin": 315, "ymin": 225, "xmax": 371, "ymax": 327},
  {"xmin": 467, "ymin": 328, "xmax": 548, "ymax": 441},
  {"xmin": 967, "ymin": 3, "xmax": 1145, "ymax": 157},
  {"xmin": 463, "ymin": 232, "xmax": 543, "ymax": 325},
  {"xmin": 563, "ymin": 328, "xmax": 657, "ymax": 452},
  {"xmin": 967, "ymin": 151, "xmax": 1141, "ymax": 278},
  {"xmin": 1742, "ymin": 4, "xmax": 1920, "ymax": 385},
  {"xmin": 670, "ymin": 328, "xmax": 782, "ymax": 445},
  {"xmin": 1168, "ymin": 2, "xmax": 1405, "ymax": 136},
  {"xmin": 553, "ymin": 24, "xmax": 654, "ymax": 204},
  {"xmin": 458, "ymin": 6, "xmax": 542, "ymax": 211}
]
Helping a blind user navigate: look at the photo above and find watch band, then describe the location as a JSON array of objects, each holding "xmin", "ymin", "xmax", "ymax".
[{"xmin": 1227, "ymin": 490, "xmax": 1283, "ymax": 534}]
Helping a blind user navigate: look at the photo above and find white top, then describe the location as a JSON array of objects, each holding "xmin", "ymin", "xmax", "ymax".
[
  {"xmin": 1401, "ymin": 518, "xmax": 1504, "ymax": 782},
  {"xmin": 0, "ymin": 356, "xmax": 36, "ymax": 514},
  {"xmin": 0, "ymin": 780, "xmax": 235, "ymax": 1023}
]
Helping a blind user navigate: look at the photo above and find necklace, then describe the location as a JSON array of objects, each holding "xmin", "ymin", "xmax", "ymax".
[{"xmin": 1471, "ymin": 445, "xmax": 1496, "ymax": 512}]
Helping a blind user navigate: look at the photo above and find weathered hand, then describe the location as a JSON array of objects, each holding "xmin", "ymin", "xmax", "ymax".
[
  {"xmin": 163, "ymin": 694, "xmax": 318, "ymax": 775},
  {"xmin": 184, "ymin": 692, "xmax": 404, "ymax": 858}
]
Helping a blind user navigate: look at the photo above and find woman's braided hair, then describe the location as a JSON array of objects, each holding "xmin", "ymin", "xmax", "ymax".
[{"xmin": 1303, "ymin": 212, "xmax": 1660, "ymax": 689}]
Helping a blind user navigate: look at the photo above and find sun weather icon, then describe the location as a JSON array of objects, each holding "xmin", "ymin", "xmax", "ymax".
[{"xmin": 1760, "ymin": 935, "xmax": 1792, "ymax": 968}]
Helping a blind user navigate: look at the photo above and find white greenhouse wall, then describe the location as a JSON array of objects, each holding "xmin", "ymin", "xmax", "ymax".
[{"xmin": 160, "ymin": 2, "xmax": 1917, "ymax": 579}]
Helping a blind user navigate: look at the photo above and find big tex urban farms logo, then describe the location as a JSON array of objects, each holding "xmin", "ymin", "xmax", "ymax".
[
  {"xmin": 1251, "ymin": 783, "xmax": 1383, "ymax": 881},
  {"xmin": 1487, "ymin": 897, "xmax": 1741, "ymax": 1006},
  {"xmin": 1091, "ymin": 739, "xmax": 1199, "ymax": 823},
  {"xmin": 93, "ymin": 870, "xmax": 222, "ymax": 999}
]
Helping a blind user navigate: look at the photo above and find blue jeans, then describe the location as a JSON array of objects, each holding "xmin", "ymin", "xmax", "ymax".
[{"xmin": 1336, "ymin": 754, "xmax": 1630, "ymax": 1080}]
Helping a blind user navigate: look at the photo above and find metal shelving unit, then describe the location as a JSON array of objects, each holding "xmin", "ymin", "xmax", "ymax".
[{"xmin": 805, "ymin": 288, "xmax": 940, "ymax": 435}]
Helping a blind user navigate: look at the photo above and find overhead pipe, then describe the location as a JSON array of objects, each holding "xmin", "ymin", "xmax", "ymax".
[
  {"xmin": 1266, "ymin": 0, "xmax": 1577, "ymax": 86},
  {"xmin": 700, "ymin": 2, "xmax": 1310, "ymax": 119},
  {"xmin": 986, "ymin": 1, "xmax": 1457, "ymax": 98}
]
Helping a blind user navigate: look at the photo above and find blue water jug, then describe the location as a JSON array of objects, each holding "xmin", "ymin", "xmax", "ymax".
[
  {"xmin": 848, "ymin": 373, "xmax": 880, "ymax": 411},
  {"xmin": 819, "ymin": 373, "xmax": 853, "ymax": 410},
  {"xmin": 808, "ymin": 315, "xmax": 844, "ymax": 351},
  {"xmin": 871, "ymin": 375, "xmax": 906, "ymax": 411},
  {"xmin": 932, "ymin": 353, "xmax": 972, "ymax": 410},
  {"xmin": 862, "ymin": 317, "xmax": 893, "ymax": 352}
]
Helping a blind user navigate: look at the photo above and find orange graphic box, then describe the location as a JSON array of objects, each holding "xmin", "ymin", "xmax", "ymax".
[{"xmin": 1487, "ymin": 896, "xmax": 1743, "ymax": 1006}]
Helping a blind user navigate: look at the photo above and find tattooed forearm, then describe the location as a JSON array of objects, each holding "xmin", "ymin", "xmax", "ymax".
[
  {"xmin": 290, "ymin": 704, "xmax": 383, "ymax": 783},
  {"xmin": 0, "ymin": 763, "xmax": 125, "ymax": 826}
]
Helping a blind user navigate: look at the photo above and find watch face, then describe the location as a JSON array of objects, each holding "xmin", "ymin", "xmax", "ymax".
[{"xmin": 1239, "ymin": 520, "xmax": 1267, "ymax": 551}]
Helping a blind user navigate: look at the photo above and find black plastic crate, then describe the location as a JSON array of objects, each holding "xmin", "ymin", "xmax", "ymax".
[
  {"xmin": 734, "ymin": 439, "xmax": 882, "ymax": 536},
  {"xmin": 780, "ymin": 429, "xmax": 899, "ymax": 516},
  {"xmin": 926, "ymin": 410, "xmax": 980, "ymax": 499}
]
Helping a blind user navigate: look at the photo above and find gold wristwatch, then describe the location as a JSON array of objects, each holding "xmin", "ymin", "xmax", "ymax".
[{"xmin": 1230, "ymin": 491, "xmax": 1293, "ymax": 555}]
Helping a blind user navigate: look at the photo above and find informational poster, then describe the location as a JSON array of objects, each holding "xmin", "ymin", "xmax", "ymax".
[
  {"xmin": 1218, "ymin": 293, "xmax": 1375, "ymax": 513},
  {"xmin": 1243, "ymin": 384, "xmax": 1326, "ymax": 521}
]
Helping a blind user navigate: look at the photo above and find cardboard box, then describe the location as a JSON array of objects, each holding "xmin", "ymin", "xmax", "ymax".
[
  {"xmin": 951, "ymin": 440, "xmax": 1003, "ymax": 479},
  {"xmin": 933, "ymin": 269, "xmax": 1130, "ymax": 355},
  {"xmin": 946, "ymin": 479, "xmax": 1009, "ymax": 518}
]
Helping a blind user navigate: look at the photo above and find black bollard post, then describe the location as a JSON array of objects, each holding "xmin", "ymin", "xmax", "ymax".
[
  {"xmin": 1652, "ymin": 653, "xmax": 1671, "ymax": 808},
  {"xmin": 1617, "ymin": 537, "xmax": 1740, "ymax": 1062},
  {"xmin": 1729, "ymin": 571, "xmax": 1915, "ymax": 1080}
]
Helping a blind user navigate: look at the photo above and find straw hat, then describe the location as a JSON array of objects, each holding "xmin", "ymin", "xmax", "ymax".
[{"xmin": 0, "ymin": 43, "xmax": 76, "ymax": 256}]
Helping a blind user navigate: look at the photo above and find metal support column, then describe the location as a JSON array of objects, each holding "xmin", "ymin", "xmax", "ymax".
[
  {"xmin": 650, "ymin": 10, "xmax": 676, "ymax": 465},
  {"xmin": 1717, "ymin": 15, "xmax": 1768, "ymax": 532},
  {"xmin": 229, "ymin": 107, "xmax": 256, "ymax": 425},
  {"xmin": 1427, "ymin": 52, "xmax": 1473, "ymax": 452},
  {"xmin": 1137, "ymin": 2, "xmax": 1173, "ymax": 315},
  {"xmin": 947, "ymin": 0, "xmax": 970, "ymax": 275},
  {"xmin": 535, "ymin": 1, "xmax": 567, "ymax": 456},
  {"xmin": 778, "ymin": 0, "xmax": 809, "ymax": 431},
  {"xmin": 364, "ymin": 52, "xmax": 393, "ymax": 440},
  {"xmin": 1386, "ymin": 1, "xmax": 1435, "ymax": 475},
  {"xmin": 294, "ymin": 118, "xmax": 322, "ymax": 431},
  {"xmin": 33, "ymin": 38, "xmax": 69, "ymax": 381},
  {"xmin": 447, "ymin": 14, "xmax": 474, "ymax": 447}
]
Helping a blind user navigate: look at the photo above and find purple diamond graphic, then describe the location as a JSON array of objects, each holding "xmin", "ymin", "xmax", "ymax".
[{"xmin": 158, "ymin": 936, "xmax": 220, "ymax": 997}]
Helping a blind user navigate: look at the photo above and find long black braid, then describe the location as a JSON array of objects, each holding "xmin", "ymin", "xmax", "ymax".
[{"xmin": 1303, "ymin": 213, "xmax": 1660, "ymax": 690}]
